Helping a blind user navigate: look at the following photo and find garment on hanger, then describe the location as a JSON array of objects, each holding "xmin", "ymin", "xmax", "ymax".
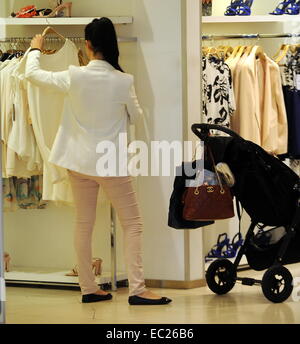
[
  {"xmin": 278, "ymin": 48, "xmax": 300, "ymax": 160},
  {"xmin": 0, "ymin": 54, "xmax": 42, "ymax": 179},
  {"xmin": 229, "ymin": 46, "xmax": 288, "ymax": 155},
  {"xmin": 2, "ymin": 176, "xmax": 47, "ymax": 212},
  {"xmin": 2, "ymin": 178, "xmax": 18, "ymax": 212},
  {"xmin": 17, "ymin": 39, "xmax": 80, "ymax": 202},
  {"xmin": 202, "ymin": 55, "xmax": 236, "ymax": 128},
  {"xmin": 8, "ymin": 61, "xmax": 43, "ymax": 173}
]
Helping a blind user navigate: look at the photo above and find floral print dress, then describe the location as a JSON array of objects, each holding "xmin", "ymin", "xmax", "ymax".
[{"xmin": 202, "ymin": 56, "xmax": 236, "ymax": 128}]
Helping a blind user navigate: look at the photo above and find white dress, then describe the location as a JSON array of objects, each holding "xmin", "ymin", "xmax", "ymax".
[
  {"xmin": 0, "ymin": 58, "xmax": 41, "ymax": 178},
  {"xmin": 23, "ymin": 40, "xmax": 80, "ymax": 202},
  {"xmin": 8, "ymin": 58, "xmax": 43, "ymax": 174}
]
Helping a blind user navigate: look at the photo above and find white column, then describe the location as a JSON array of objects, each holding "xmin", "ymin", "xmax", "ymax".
[{"xmin": 183, "ymin": 0, "xmax": 204, "ymax": 282}]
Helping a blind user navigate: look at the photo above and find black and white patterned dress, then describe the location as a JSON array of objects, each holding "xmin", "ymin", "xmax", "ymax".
[
  {"xmin": 279, "ymin": 48, "xmax": 300, "ymax": 173},
  {"xmin": 202, "ymin": 56, "xmax": 236, "ymax": 128}
]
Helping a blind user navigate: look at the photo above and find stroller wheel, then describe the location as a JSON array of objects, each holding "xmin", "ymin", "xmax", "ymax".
[
  {"xmin": 261, "ymin": 265, "xmax": 293, "ymax": 303},
  {"xmin": 206, "ymin": 259, "xmax": 236, "ymax": 295}
]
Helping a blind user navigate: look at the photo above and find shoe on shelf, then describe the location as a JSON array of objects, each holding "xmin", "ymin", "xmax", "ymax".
[
  {"xmin": 82, "ymin": 292, "xmax": 113, "ymax": 303},
  {"xmin": 223, "ymin": 233, "xmax": 244, "ymax": 258},
  {"xmin": 224, "ymin": 0, "xmax": 243, "ymax": 16},
  {"xmin": 92, "ymin": 258, "xmax": 103, "ymax": 276},
  {"xmin": 36, "ymin": 8, "xmax": 53, "ymax": 17},
  {"xmin": 237, "ymin": 0, "xmax": 254, "ymax": 15},
  {"xmin": 128, "ymin": 295, "xmax": 172, "ymax": 305},
  {"xmin": 11, "ymin": 5, "xmax": 37, "ymax": 18},
  {"xmin": 34, "ymin": 2, "xmax": 72, "ymax": 18},
  {"xmin": 270, "ymin": 0, "xmax": 296, "ymax": 15},
  {"xmin": 65, "ymin": 258, "xmax": 103, "ymax": 277},
  {"xmin": 285, "ymin": 0, "xmax": 300, "ymax": 14},
  {"xmin": 205, "ymin": 233, "xmax": 230, "ymax": 262}
]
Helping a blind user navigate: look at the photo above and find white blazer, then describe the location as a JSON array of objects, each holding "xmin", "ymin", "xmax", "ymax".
[{"xmin": 25, "ymin": 50, "xmax": 143, "ymax": 176}]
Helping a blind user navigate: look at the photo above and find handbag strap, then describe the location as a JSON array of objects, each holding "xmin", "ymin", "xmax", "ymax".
[
  {"xmin": 207, "ymin": 146, "xmax": 225, "ymax": 193},
  {"xmin": 194, "ymin": 145, "xmax": 225, "ymax": 195}
]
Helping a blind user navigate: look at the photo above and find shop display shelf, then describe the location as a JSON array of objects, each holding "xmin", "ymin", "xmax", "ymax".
[
  {"xmin": 202, "ymin": 15, "xmax": 300, "ymax": 24},
  {"xmin": 5, "ymin": 268, "xmax": 127, "ymax": 288},
  {"xmin": 2, "ymin": 17, "xmax": 133, "ymax": 26}
]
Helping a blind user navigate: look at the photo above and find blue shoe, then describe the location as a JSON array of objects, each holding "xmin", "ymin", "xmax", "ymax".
[
  {"xmin": 224, "ymin": 0, "xmax": 242, "ymax": 16},
  {"xmin": 270, "ymin": 0, "xmax": 296, "ymax": 15},
  {"xmin": 237, "ymin": 0, "xmax": 254, "ymax": 15},
  {"xmin": 205, "ymin": 233, "xmax": 230, "ymax": 262},
  {"xmin": 285, "ymin": 0, "xmax": 300, "ymax": 14},
  {"xmin": 223, "ymin": 233, "xmax": 244, "ymax": 259}
]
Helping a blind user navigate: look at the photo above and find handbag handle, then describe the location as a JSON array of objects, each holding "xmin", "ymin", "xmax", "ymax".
[
  {"xmin": 207, "ymin": 146, "xmax": 225, "ymax": 192},
  {"xmin": 194, "ymin": 145, "xmax": 225, "ymax": 195}
]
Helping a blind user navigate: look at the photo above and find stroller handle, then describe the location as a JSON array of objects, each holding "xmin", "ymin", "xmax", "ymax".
[{"xmin": 191, "ymin": 123, "xmax": 243, "ymax": 141}]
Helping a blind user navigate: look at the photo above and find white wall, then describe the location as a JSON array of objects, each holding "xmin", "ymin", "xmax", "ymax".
[{"xmin": 131, "ymin": 0, "xmax": 186, "ymax": 281}]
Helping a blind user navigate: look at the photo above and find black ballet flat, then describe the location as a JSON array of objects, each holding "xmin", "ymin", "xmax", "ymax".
[
  {"xmin": 128, "ymin": 295, "xmax": 172, "ymax": 305},
  {"xmin": 82, "ymin": 293, "xmax": 113, "ymax": 303}
]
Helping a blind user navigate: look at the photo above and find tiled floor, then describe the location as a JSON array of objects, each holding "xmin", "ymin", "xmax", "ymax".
[{"xmin": 4, "ymin": 264, "xmax": 300, "ymax": 324}]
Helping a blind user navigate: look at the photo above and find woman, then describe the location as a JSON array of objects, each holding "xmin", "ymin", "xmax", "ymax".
[{"xmin": 26, "ymin": 17, "xmax": 172, "ymax": 305}]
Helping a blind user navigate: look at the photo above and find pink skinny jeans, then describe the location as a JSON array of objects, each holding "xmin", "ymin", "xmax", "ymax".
[{"xmin": 68, "ymin": 170, "xmax": 146, "ymax": 296}]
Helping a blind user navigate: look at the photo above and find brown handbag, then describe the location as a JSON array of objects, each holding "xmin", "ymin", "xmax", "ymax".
[{"xmin": 182, "ymin": 147, "xmax": 234, "ymax": 221}]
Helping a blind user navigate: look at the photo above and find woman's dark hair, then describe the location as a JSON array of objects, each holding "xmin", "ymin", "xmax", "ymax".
[{"xmin": 85, "ymin": 17, "xmax": 124, "ymax": 72}]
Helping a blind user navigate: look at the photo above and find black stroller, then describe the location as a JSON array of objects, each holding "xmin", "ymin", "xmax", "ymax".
[{"xmin": 192, "ymin": 123, "xmax": 300, "ymax": 303}]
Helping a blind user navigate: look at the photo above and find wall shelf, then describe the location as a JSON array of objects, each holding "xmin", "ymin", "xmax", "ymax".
[
  {"xmin": 5, "ymin": 268, "xmax": 128, "ymax": 288},
  {"xmin": 2, "ymin": 16, "xmax": 133, "ymax": 26},
  {"xmin": 202, "ymin": 15, "xmax": 300, "ymax": 24}
]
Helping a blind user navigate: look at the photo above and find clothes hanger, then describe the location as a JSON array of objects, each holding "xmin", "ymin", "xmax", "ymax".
[
  {"xmin": 273, "ymin": 44, "xmax": 290, "ymax": 64},
  {"xmin": 208, "ymin": 47, "xmax": 217, "ymax": 55},
  {"xmin": 273, "ymin": 44, "xmax": 287, "ymax": 59},
  {"xmin": 234, "ymin": 45, "xmax": 247, "ymax": 60},
  {"xmin": 42, "ymin": 26, "xmax": 66, "ymax": 41},
  {"xmin": 204, "ymin": 47, "xmax": 221, "ymax": 58},
  {"xmin": 242, "ymin": 45, "xmax": 254, "ymax": 58},
  {"xmin": 202, "ymin": 47, "xmax": 209, "ymax": 56},
  {"xmin": 289, "ymin": 44, "xmax": 300, "ymax": 54},
  {"xmin": 217, "ymin": 46, "xmax": 233, "ymax": 59},
  {"xmin": 251, "ymin": 45, "xmax": 266, "ymax": 61},
  {"xmin": 226, "ymin": 45, "xmax": 242, "ymax": 63},
  {"xmin": 223, "ymin": 46, "xmax": 234, "ymax": 58}
]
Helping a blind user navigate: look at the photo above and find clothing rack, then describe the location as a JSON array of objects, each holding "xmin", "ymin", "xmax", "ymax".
[
  {"xmin": 0, "ymin": 36, "xmax": 137, "ymax": 44},
  {"xmin": 0, "ymin": 35, "xmax": 124, "ymax": 293},
  {"xmin": 202, "ymin": 33, "xmax": 300, "ymax": 41}
]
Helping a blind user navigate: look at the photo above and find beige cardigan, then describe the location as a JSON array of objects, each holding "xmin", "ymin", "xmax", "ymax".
[{"xmin": 230, "ymin": 47, "xmax": 288, "ymax": 155}]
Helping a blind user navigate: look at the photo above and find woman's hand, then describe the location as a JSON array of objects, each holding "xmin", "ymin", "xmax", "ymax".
[{"xmin": 31, "ymin": 34, "xmax": 44, "ymax": 50}]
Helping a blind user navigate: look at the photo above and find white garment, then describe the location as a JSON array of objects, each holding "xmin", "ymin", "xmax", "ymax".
[
  {"xmin": 25, "ymin": 53, "xmax": 143, "ymax": 177},
  {"xmin": 24, "ymin": 40, "xmax": 80, "ymax": 201},
  {"xmin": 8, "ymin": 59, "xmax": 43, "ymax": 173},
  {"xmin": 0, "ymin": 59, "xmax": 18, "ymax": 178},
  {"xmin": 0, "ymin": 58, "xmax": 40, "ymax": 178},
  {"xmin": 0, "ymin": 59, "xmax": 18, "ymax": 145}
]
